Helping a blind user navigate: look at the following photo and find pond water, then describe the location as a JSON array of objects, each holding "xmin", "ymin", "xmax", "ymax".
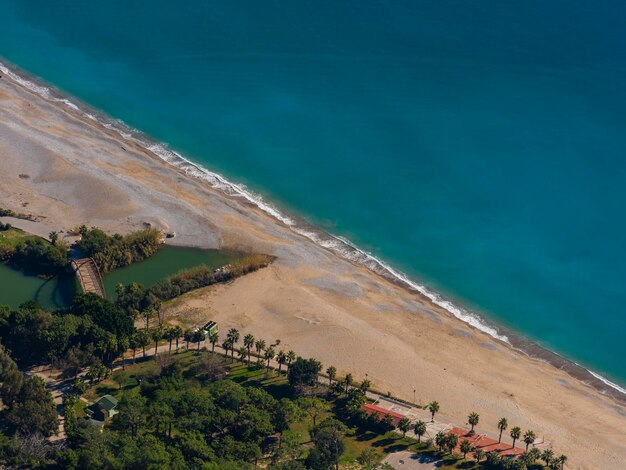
[
  {"xmin": 0, "ymin": 246, "xmax": 241, "ymax": 309},
  {"xmin": 0, "ymin": 263, "xmax": 76, "ymax": 310},
  {"xmin": 102, "ymin": 246, "xmax": 242, "ymax": 299}
]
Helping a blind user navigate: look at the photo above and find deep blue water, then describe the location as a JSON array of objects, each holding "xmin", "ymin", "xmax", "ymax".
[{"xmin": 1, "ymin": 1, "xmax": 625, "ymax": 388}]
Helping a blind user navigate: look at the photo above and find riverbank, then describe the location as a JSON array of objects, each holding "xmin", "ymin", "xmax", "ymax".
[{"xmin": 1, "ymin": 67, "xmax": 625, "ymax": 468}]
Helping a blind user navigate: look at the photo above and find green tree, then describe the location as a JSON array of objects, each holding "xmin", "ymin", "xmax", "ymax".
[
  {"xmin": 173, "ymin": 325, "xmax": 183, "ymax": 352},
  {"xmin": 428, "ymin": 401, "xmax": 440, "ymax": 422},
  {"xmin": 497, "ymin": 417, "xmax": 508, "ymax": 443},
  {"xmin": 193, "ymin": 329, "xmax": 205, "ymax": 352},
  {"xmin": 264, "ymin": 346, "xmax": 275, "ymax": 372},
  {"xmin": 243, "ymin": 333, "xmax": 255, "ymax": 366},
  {"xmin": 557, "ymin": 454, "xmax": 567, "ymax": 470},
  {"xmin": 287, "ymin": 358, "xmax": 322, "ymax": 395},
  {"xmin": 183, "ymin": 329, "xmax": 194, "ymax": 351},
  {"xmin": 460, "ymin": 439, "xmax": 472, "ymax": 459},
  {"xmin": 357, "ymin": 448, "xmax": 378, "ymax": 469},
  {"xmin": 286, "ymin": 350, "xmax": 296, "ymax": 369},
  {"xmin": 468, "ymin": 411, "xmax": 479, "ymax": 432},
  {"xmin": 309, "ymin": 420, "xmax": 345, "ymax": 470},
  {"xmin": 136, "ymin": 329, "xmax": 150, "ymax": 358},
  {"xmin": 359, "ymin": 378, "xmax": 371, "ymax": 392},
  {"xmin": 344, "ymin": 373, "xmax": 353, "ymax": 393},
  {"xmin": 227, "ymin": 328, "xmax": 240, "ymax": 360},
  {"xmin": 445, "ymin": 433, "xmax": 458, "ymax": 454},
  {"xmin": 523, "ymin": 429, "xmax": 536, "ymax": 451},
  {"xmin": 113, "ymin": 391, "xmax": 147, "ymax": 438},
  {"xmin": 414, "ymin": 420, "xmax": 427, "ymax": 443},
  {"xmin": 474, "ymin": 448, "xmax": 485, "ymax": 463},
  {"xmin": 164, "ymin": 327, "xmax": 175, "ymax": 353},
  {"xmin": 209, "ymin": 331, "xmax": 219, "ymax": 352},
  {"xmin": 151, "ymin": 329, "xmax": 162, "ymax": 357},
  {"xmin": 326, "ymin": 366, "xmax": 337, "ymax": 385},
  {"xmin": 541, "ymin": 448, "xmax": 555, "ymax": 467},
  {"xmin": 510, "ymin": 426, "xmax": 521, "ymax": 448},
  {"xmin": 5, "ymin": 376, "xmax": 58, "ymax": 437},
  {"xmin": 277, "ymin": 350, "xmax": 288, "ymax": 374},
  {"xmin": 398, "ymin": 417, "xmax": 411, "ymax": 437},
  {"xmin": 255, "ymin": 339, "xmax": 266, "ymax": 365},
  {"xmin": 435, "ymin": 432, "xmax": 446, "ymax": 452},
  {"xmin": 298, "ymin": 397, "xmax": 329, "ymax": 427}
]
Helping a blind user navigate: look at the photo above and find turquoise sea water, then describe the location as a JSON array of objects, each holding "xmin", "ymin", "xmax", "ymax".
[{"xmin": 1, "ymin": 1, "xmax": 625, "ymax": 389}]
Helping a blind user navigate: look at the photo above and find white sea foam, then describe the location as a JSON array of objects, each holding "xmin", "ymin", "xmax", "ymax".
[
  {"xmin": 588, "ymin": 369, "xmax": 626, "ymax": 397},
  {"xmin": 3, "ymin": 60, "xmax": 625, "ymax": 398}
]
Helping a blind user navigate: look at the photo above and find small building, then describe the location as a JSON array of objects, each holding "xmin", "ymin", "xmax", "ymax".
[
  {"xmin": 362, "ymin": 403, "xmax": 405, "ymax": 426},
  {"xmin": 202, "ymin": 320, "xmax": 218, "ymax": 338},
  {"xmin": 86, "ymin": 394, "xmax": 119, "ymax": 421}
]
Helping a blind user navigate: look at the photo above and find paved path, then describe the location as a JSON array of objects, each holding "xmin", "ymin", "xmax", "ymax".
[{"xmin": 382, "ymin": 451, "xmax": 440, "ymax": 469}]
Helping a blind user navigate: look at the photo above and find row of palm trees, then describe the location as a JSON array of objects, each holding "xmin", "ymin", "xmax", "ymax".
[{"xmin": 127, "ymin": 324, "xmax": 569, "ymax": 468}]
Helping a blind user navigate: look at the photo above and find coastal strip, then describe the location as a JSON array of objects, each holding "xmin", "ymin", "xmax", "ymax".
[{"xmin": 1, "ymin": 58, "xmax": 624, "ymax": 407}]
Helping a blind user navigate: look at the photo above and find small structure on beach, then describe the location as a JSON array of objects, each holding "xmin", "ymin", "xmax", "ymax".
[
  {"xmin": 86, "ymin": 394, "xmax": 119, "ymax": 421},
  {"xmin": 201, "ymin": 320, "xmax": 218, "ymax": 338}
]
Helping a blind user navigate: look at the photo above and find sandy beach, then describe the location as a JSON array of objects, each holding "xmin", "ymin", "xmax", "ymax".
[{"xmin": 1, "ymin": 71, "xmax": 625, "ymax": 469}]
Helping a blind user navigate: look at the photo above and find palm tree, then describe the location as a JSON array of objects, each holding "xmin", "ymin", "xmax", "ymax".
[
  {"xmin": 527, "ymin": 447, "xmax": 541, "ymax": 464},
  {"xmin": 137, "ymin": 330, "xmax": 150, "ymax": 358},
  {"xmin": 557, "ymin": 454, "xmax": 567, "ymax": 470},
  {"xmin": 510, "ymin": 426, "xmax": 521, "ymax": 448},
  {"xmin": 172, "ymin": 325, "xmax": 183, "ymax": 352},
  {"xmin": 151, "ymin": 329, "xmax": 162, "ymax": 357},
  {"xmin": 129, "ymin": 334, "xmax": 138, "ymax": 364},
  {"xmin": 326, "ymin": 366, "xmax": 337, "ymax": 385},
  {"xmin": 344, "ymin": 373, "xmax": 353, "ymax": 393},
  {"xmin": 474, "ymin": 449, "xmax": 485, "ymax": 463},
  {"xmin": 227, "ymin": 328, "xmax": 240, "ymax": 360},
  {"xmin": 468, "ymin": 412, "xmax": 479, "ymax": 432},
  {"xmin": 117, "ymin": 336, "xmax": 129, "ymax": 370},
  {"xmin": 523, "ymin": 429, "xmax": 536, "ymax": 451},
  {"xmin": 434, "ymin": 432, "xmax": 446, "ymax": 452},
  {"xmin": 286, "ymin": 350, "xmax": 296, "ymax": 369},
  {"xmin": 209, "ymin": 332, "xmax": 218, "ymax": 352},
  {"xmin": 255, "ymin": 339, "xmax": 266, "ymax": 365},
  {"xmin": 398, "ymin": 417, "xmax": 411, "ymax": 437},
  {"xmin": 164, "ymin": 328, "xmax": 174, "ymax": 353},
  {"xmin": 445, "ymin": 434, "xmax": 458, "ymax": 454},
  {"xmin": 238, "ymin": 346, "xmax": 247, "ymax": 362},
  {"xmin": 359, "ymin": 378, "xmax": 371, "ymax": 392},
  {"xmin": 183, "ymin": 329, "xmax": 193, "ymax": 350},
  {"xmin": 243, "ymin": 333, "xmax": 255, "ymax": 366},
  {"xmin": 414, "ymin": 420, "xmax": 427, "ymax": 443},
  {"xmin": 541, "ymin": 449, "xmax": 554, "ymax": 467},
  {"xmin": 497, "ymin": 417, "xmax": 508, "ymax": 443},
  {"xmin": 428, "ymin": 401, "xmax": 440, "ymax": 422},
  {"xmin": 264, "ymin": 346, "xmax": 275, "ymax": 371},
  {"xmin": 460, "ymin": 439, "xmax": 472, "ymax": 460},
  {"xmin": 222, "ymin": 339, "xmax": 233, "ymax": 360},
  {"xmin": 276, "ymin": 351, "xmax": 287, "ymax": 373},
  {"xmin": 193, "ymin": 330, "xmax": 205, "ymax": 352}
]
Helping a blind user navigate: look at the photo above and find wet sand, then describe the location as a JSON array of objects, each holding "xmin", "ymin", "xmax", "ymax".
[{"xmin": 0, "ymin": 71, "xmax": 625, "ymax": 468}]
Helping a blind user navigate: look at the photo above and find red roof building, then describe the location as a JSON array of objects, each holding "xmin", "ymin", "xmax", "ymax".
[{"xmin": 362, "ymin": 403, "xmax": 405, "ymax": 426}]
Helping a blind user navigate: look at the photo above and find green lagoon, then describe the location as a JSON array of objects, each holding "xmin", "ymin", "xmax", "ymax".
[{"xmin": 0, "ymin": 246, "xmax": 241, "ymax": 309}]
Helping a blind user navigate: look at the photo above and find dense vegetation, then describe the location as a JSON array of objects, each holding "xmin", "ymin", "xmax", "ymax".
[
  {"xmin": 76, "ymin": 226, "xmax": 162, "ymax": 273},
  {"xmin": 140, "ymin": 254, "xmax": 272, "ymax": 302},
  {"xmin": 0, "ymin": 226, "xmax": 68, "ymax": 276},
  {"xmin": 0, "ymin": 295, "xmax": 132, "ymax": 368}
]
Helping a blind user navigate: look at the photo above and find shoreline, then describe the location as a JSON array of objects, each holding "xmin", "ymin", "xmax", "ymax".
[{"xmin": 1, "ymin": 58, "xmax": 625, "ymax": 405}]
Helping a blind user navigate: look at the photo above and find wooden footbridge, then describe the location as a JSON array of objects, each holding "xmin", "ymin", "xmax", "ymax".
[{"xmin": 71, "ymin": 258, "xmax": 106, "ymax": 298}]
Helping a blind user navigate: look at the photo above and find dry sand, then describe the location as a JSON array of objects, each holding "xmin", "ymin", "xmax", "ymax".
[{"xmin": 0, "ymin": 73, "xmax": 625, "ymax": 469}]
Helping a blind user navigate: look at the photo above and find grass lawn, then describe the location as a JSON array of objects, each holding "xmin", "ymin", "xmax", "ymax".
[{"xmin": 0, "ymin": 227, "xmax": 40, "ymax": 251}]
